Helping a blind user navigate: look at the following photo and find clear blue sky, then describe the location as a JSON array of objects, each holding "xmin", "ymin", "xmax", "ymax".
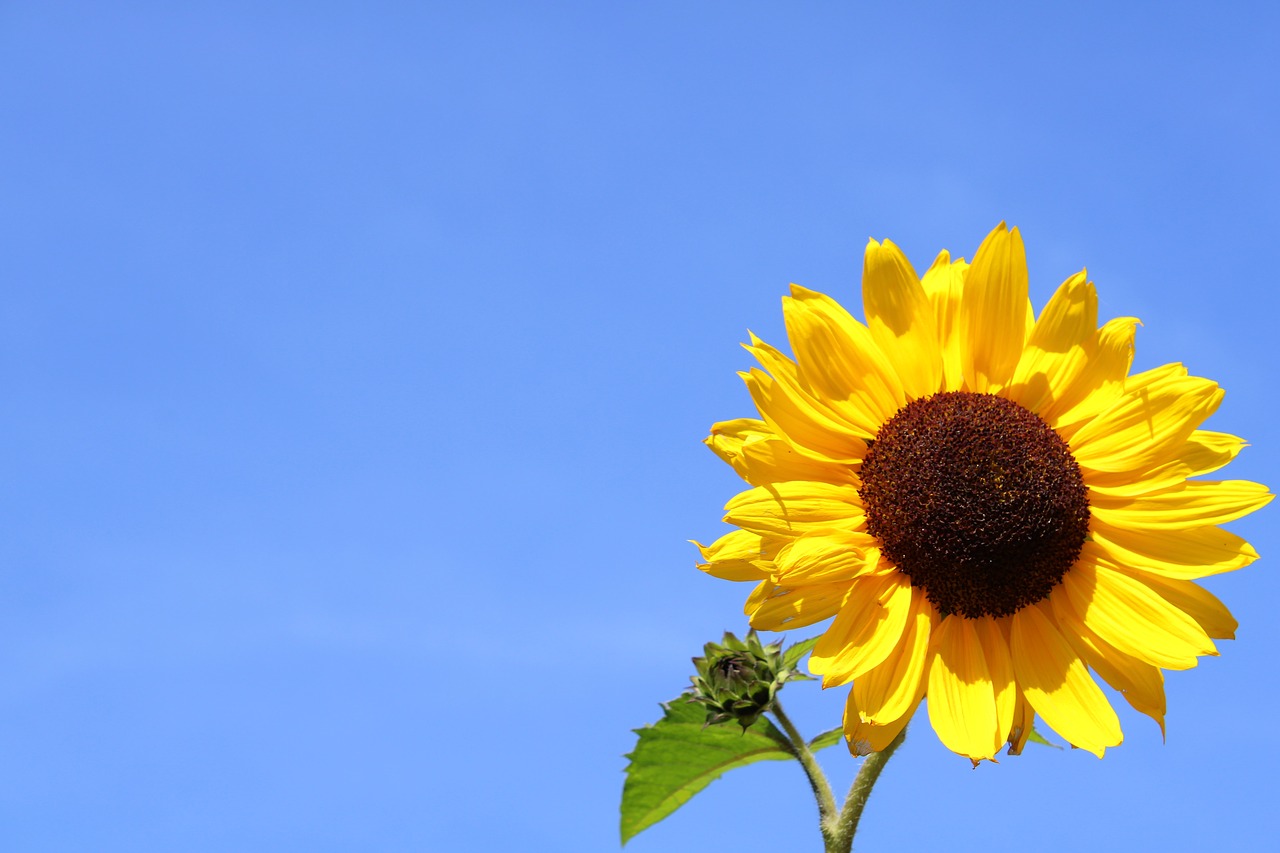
[{"xmin": 2, "ymin": 2, "xmax": 1277, "ymax": 851}]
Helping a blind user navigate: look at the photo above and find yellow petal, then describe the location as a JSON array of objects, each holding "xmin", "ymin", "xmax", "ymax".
[
  {"xmin": 1005, "ymin": 690, "xmax": 1037, "ymax": 756},
  {"xmin": 853, "ymin": 588, "xmax": 935, "ymax": 723},
  {"xmin": 744, "ymin": 578, "xmax": 777, "ymax": 614},
  {"xmin": 1057, "ymin": 559, "xmax": 1216, "ymax": 670},
  {"xmin": 1110, "ymin": 568, "xmax": 1238, "ymax": 640},
  {"xmin": 810, "ymin": 572, "xmax": 913, "ymax": 687},
  {"xmin": 782, "ymin": 286, "xmax": 905, "ymax": 428},
  {"xmin": 974, "ymin": 616, "xmax": 1017, "ymax": 750},
  {"xmin": 960, "ymin": 223, "xmax": 1029, "ymax": 392},
  {"xmin": 1071, "ymin": 374, "xmax": 1223, "ymax": 474},
  {"xmin": 735, "ymin": 435, "xmax": 856, "ymax": 486},
  {"xmin": 862, "ymin": 238, "xmax": 943, "ymax": 399},
  {"xmin": 742, "ymin": 348, "xmax": 870, "ymax": 463},
  {"xmin": 705, "ymin": 418, "xmax": 854, "ymax": 486},
  {"xmin": 1058, "ymin": 616, "xmax": 1166, "ymax": 736},
  {"xmin": 1010, "ymin": 602, "xmax": 1121, "ymax": 757},
  {"xmin": 748, "ymin": 579, "xmax": 850, "ymax": 631},
  {"xmin": 1088, "ymin": 520, "xmax": 1259, "ymax": 580},
  {"xmin": 926, "ymin": 615, "xmax": 1003, "ymax": 760},
  {"xmin": 1090, "ymin": 480, "xmax": 1274, "ymax": 531},
  {"xmin": 920, "ymin": 250, "xmax": 968, "ymax": 391},
  {"xmin": 1124, "ymin": 362, "xmax": 1188, "ymax": 392},
  {"xmin": 772, "ymin": 529, "xmax": 884, "ymax": 584},
  {"xmin": 693, "ymin": 529, "xmax": 774, "ymax": 581},
  {"xmin": 705, "ymin": 417, "xmax": 771, "ymax": 467},
  {"xmin": 1085, "ymin": 430, "xmax": 1247, "ymax": 497},
  {"xmin": 844, "ymin": 688, "xmax": 921, "ymax": 756},
  {"xmin": 1005, "ymin": 271, "xmax": 1097, "ymax": 413},
  {"xmin": 1041, "ymin": 316, "xmax": 1139, "ymax": 432},
  {"xmin": 723, "ymin": 481, "xmax": 865, "ymax": 537}
]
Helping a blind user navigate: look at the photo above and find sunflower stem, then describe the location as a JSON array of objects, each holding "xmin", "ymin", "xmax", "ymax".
[
  {"xmin": 769, "ymin": 701, "xmax": 839, "ymax": 846},
  {"xmin": 828, "ymin": 727, "xmax": 906, "ymax": 853}
]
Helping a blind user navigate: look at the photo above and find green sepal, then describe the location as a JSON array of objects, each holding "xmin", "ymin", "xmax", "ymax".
[
  {"xmin": 780, "ymin": 635, "xmax": 820, "ymax": 673},
  {"xmin": 1026, "ymin": 725, "xmax": 1062, "ymax": 749}
]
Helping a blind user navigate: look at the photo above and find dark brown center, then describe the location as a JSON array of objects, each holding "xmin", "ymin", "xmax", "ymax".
[{"xmin": 858, "ymin": 392, "xmax": 1089, "ymax": 619}]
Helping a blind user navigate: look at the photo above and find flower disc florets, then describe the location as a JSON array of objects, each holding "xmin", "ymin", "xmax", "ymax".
[{"xmin": 858, "ymin": 391, "xmax": 1090, "ymax": 618}]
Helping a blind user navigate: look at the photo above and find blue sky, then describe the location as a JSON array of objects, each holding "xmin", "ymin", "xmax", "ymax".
[{"xmin": 2, "ymin": 2, "xmax": 1278, "ymax": 850}]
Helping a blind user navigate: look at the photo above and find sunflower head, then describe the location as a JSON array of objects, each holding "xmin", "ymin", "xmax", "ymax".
[{"xmin": 696, "ymin": 223, "xmax": 1271, "ymax": 761}]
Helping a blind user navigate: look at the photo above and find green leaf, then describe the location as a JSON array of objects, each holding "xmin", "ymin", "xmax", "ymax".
[
  {"xmin": 807, "ymin": 726, "xmax": 845, "ymax": 752},
  {"xmin": 780, "ymin": 635, "xmax": 820, "ymax": 672},
  {"xmin": 621, "ymin": 695, "xmax": 794, "ymax": 844}
]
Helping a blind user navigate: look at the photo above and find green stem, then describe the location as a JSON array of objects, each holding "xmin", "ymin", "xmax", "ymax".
[
  {"xmin": 828, "ymin": 727, "xmax": 907, "ymax": 853},
  {"xmin": 769, "ymin": 701, "xmax": 838, "ymax": 844}
]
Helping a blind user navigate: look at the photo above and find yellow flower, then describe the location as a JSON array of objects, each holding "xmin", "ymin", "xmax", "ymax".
[{"xmin": 696, "ymin": 223, "xmax": 1272, "ymax": 762}]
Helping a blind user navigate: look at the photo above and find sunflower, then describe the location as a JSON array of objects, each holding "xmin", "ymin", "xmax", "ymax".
[{"xmin": 695, "ymin": 223, "xmax": 1272, "ymax": 762}]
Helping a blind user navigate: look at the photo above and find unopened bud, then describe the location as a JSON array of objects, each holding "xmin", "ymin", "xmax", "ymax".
[{"xmin": 689, "ymin": 630, "xmax": 799, "ymax": 730}]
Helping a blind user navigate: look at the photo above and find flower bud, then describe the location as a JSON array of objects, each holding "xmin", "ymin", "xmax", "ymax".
[{"xmin": 689, "ymin": 631, "xmax": 798, "ymax": 730}]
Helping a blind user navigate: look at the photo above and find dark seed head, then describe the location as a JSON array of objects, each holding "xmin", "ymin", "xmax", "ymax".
[{"xmin": 858, "ymin": 392, "xmax": 1090, "ymax": 619}]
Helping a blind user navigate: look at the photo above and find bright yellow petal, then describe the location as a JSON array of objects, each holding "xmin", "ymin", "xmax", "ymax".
[
  {"xmin": 844, "ymin": 687, "xmax": 920, "ymax": 756},
  {"xmin": 1071, "ymin": 374, "xmax": 1222, "ymax": 474},
  {"xmin": 1086, "ymin": 430, "xmax": 1247, "ymax": 497},
  {"xmin": 743, "ymin": 578, "xmax": 777, "ymax": 614},
  {"xmin": 862, "ymin": 238, "xmax": 944, "ymax": 399},
  {"xmin": 1040, "ymin": 316, "xmax": 1139, "ymax": 432},
  {"xmin": 1109, "ymin": 568, "xmax": 1238, "ymax": 640},
  {"xmin": 1088, "ymin": 521, "xmax": 1259, "ymax": 580},
  {"xmin": 1056, "ymin": 559, "xmax": 1216, "ymax": 670},
  {"xmin": 926, "ymin": 615, "xmax": 1003, "ymax": 760},
  {"xmin": 852, "ymin": 588, "xmax": 935, "ymax": 723},
  {"xmin": 960, "ymin": 223, "xmax": 1029, "ymax": 392},
  {"xmin": 1005, "ymin": 690, "xmax": 1037, "ymax": 756},
  {"xmin": 742, "ymin": 351, "xmax": 869, "ymax": 463},
  {"xmin": 748, "ymin": 579, "xmax": 850, "ymax": 631},
  {"xmin": 705, "ymin": 417, "xmax": 773, "ymax": 467},
  {"xmin": 1090, "ymin": 480, "xmax": 1274, "ymax": 531},
  {"xmin": 1059, "ymin": 616, "xmax": 1166, "ymax": 736},
  {"xmin": 1004, "ymin": 271, "xmax": 1097, "ymax": 413},
  {"xmin": 920, "ymin": 250, "xmax": 968, "ymax": 391},
  {"xmin": 723, "ymin": 481, "xmax": 865, "ymax": 537},
  {"xmin": 1010, "ymin": 602, "xmax": 1121, "ymax": 757},
  {"xmin": 782, "ymin": 286, "xmax": 905, "ymax": 429},
  {"xmin": 1124, "ymin": 362, "xmax": 1188, "ymax": 392},
  {"xmin": 747, "ymin": 333, "xmax": 876, "ymax": 431},
  {"xmin": 741, "ymin": 370, "xmax": 864, "ymax": 466},
  {"xmin": 693, "ymin": 529, "xmax": 773, "ymax": 581},
  {"xmin": 772, "ymin": 529, "xmax": 883, "ymax": 584},
  {"xmin": 810, "ymin": 573, "xmax": 913, "ymax": 688},
  {"xmin": 705, "ymin": 418, "xmax": 854, "ymax": 486},
  {"xmin": 733, "ymin": 435, "xmax": 856, "ymax": 485},
  {"xmin": 974, "ymin": 616, "xmax": 1017, "ymax": 751}
]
